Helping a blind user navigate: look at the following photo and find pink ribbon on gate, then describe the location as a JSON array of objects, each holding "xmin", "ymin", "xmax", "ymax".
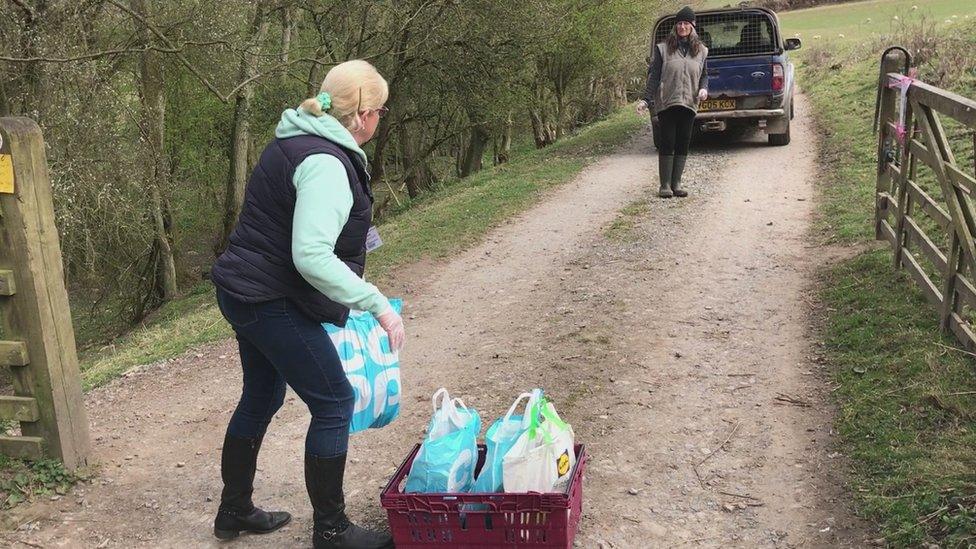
[{"xmin": 886, "ymin": 68, "xmax": 918, "ymax": 144}]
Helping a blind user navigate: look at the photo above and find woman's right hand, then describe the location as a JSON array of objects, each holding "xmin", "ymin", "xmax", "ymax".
[
  {"xmin": 377, "ymin": 307, "xmax": 405, "ymax": 352},
  {"xmin": 636, "ymin": 100, "xmax": 649, "ymax": 114}
]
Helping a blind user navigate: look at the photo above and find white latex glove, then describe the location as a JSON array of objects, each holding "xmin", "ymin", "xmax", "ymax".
[
  {"xmin": 636, "ymin": 100, "xmax": 649, "ymax": 114},
  {"xmin": 697, "ymin": 89, "xmax": 708, "ymax": 102},
  {"xmin": 377, "ymin": 307, "xmax": 405, "ymax": 352}
]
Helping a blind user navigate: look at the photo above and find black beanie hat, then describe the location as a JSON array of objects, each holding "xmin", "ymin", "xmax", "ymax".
[{"xmin": 676, "ymin": 6, "xmax": 695, "ymax": 23}]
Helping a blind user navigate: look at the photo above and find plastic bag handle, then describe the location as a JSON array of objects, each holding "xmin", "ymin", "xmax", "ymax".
[
  {"xmin": 503, "ymin": 393, "xmax": 535, "ymax": 423},
  {"xmin": 430, "ymin": 389, "xmax": 472, "ymax": 430},
  {"xmin": 523, "ymin": 388, "xmax": 543, "ymax": 429},
  {"xmin": 527, "ymin": 396, "xmax": 546, "ymax": 440},
  {"xmin": 540, "ymin": 401, "xmax": 569, "ymax": 432},
  {"xmin": 526, "ymin": 397, "xmax": 567, "ymax": 445},
  {"xmin": 431, "ymin": 388, "xmax": 451, "ymax": 413},
  {"xmin": 447, "ymin": 397, "xmax": 470, "ymax": 429}
]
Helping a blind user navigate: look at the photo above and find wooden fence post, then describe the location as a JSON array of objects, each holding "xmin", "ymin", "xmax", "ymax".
[
  {"xmin": 876, "ymin": 54, "xmax": 902, "ymax": 241},
  {"xmin": 0, "ymin": 117, "xmax": 90, "ymax": 469}
]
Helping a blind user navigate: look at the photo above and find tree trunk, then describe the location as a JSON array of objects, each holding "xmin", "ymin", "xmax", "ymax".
[
  {"xmin": 459, "ymin": 124, "xmax": 490, "ymax": 178},
  {"xmin": 553, "ymin": 78, "xmax": 566, "ymax": 139},
  {"xmin": 11, "ymin": 1, "xmax": 45, "ymax": 118},
  {"xmin": 370, "ymin": 25, "xmax": 411, "ymax": 200},
  {"xmin": 552, "ymin": 62, "xmax": 567, "ymax": 139},
  {"xmin": 495, "ymin": 115, "xmax": 512, "ymax": 165},
  {"xmin": 454, "ymin": 136, "xmax": 465, "ymax": 177},
  {"xmin": 279, "ymin": 6, "xmax": 292, "ymax": 83},
  {"xmin": 0, "ymin": 79, "xmax": 10, "ymax": 117},
  {"xmin": 216, "ymin": 0, "xmax": 271, "ymax": 256},
  {"xmin": 401, "ymin": 121, "xmax": 434, "ymax": 199},
  {"xmin": 131, "ymin": 0, "xmax": 178, "ymax": 301},
  {"xmin": 308, "ymin": 51, "xmax": 324, "ymax": 97},
  {"xmin": 370, "ymin": 115, "xmax": 393, "ymax": 187},
  {"xmin": 530, "ymin": 109, "xmax": 548, "ymax": 149}
]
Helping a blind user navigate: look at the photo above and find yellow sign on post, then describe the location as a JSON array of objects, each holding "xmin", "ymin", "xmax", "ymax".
[
  {"xmin": 0, "ymin": 154, "xmax": 14, "ymax": 194},
  {"xmin": 0, "ymin": 130, "xmax": 12, "ymax": 194}
]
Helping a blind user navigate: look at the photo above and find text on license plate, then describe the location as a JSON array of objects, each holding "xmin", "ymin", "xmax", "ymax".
[{"xmin": 699, "ymin": 99, "xmax": 736, "ymax": 111}]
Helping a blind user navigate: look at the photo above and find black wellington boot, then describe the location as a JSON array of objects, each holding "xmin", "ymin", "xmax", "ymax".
[
  {"xmin": 671, "ymin": 155, "xmax": 689, "ymax": 197},
  {"xmin": 658, "ymin": 154, "xmax": 675, "ymax": 198},
  {"xmin": 213, "ymin": 434, "xmax": 292, "ymax": 540},
  {"xmin": 306, "ymin": 453, "xmax": 394, "ymax": 549}
]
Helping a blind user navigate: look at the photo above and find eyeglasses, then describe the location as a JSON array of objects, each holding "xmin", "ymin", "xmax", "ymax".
[{"xmin": 357, "ymin": 87, "xmax": 389, "ymax": 118}]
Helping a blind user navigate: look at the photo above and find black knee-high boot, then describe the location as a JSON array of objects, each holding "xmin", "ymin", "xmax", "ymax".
[
  {"xmin": 213, "ymin": 434, "xmax": 291, "ymax": 539},
  {"xmin": 306, "ymin": 453, "xmax": 393, "ymax": 549}
]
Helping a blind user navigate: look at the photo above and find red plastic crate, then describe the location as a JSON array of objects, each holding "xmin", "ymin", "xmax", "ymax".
[{"xmin": 380, "ymin": 444, "xmax": 587, "ymax": 548}]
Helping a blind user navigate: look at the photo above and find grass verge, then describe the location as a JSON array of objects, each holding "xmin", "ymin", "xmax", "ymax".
[
  {"xmin": 798, "ymin": 13, "xmax": 976, "ymax": 547},
  {"xmin": 77, "ymin": 107, "xmax": 646, "ymax": 389}
]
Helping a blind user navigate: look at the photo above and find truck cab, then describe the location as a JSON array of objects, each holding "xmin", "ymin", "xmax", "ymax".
[{"xmin": 651, "ymin": 7, "xmax": 800, "ymax": 146}]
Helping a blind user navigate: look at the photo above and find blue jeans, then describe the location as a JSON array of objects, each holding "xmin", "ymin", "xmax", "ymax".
[{"xmin": 216, "ymin": 288, "xmax": 354, "ymax": 458}]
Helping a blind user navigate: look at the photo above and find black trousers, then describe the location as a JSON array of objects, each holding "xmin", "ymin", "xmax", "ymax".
[{"xmin": 657, "ymin": 106, "xmax": 696, "ymax": 156}]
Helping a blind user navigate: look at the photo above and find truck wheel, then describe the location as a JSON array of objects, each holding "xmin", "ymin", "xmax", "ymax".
[{"xmin": 768, "ymin": 119, "xmax": 791, "ymax": 146}]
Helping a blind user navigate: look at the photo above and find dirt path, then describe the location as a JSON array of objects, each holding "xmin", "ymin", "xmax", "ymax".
[{"xmin": 1, "ymin": 94, "xmax": 873, "ymax": 548}]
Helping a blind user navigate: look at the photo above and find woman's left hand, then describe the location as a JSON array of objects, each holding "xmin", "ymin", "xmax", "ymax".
[
  {"xmin": 377, "ymin": 307, "xmax": 405, "ymax": 352},
  {"xmin": 697, "ymin": 89, "xmax": 708, "ymax": 102}
]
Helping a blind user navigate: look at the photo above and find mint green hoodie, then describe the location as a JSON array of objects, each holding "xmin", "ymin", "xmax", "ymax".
[{"xmin": 275, "ymin": 108, "xmax": 390, "ymax": 317}]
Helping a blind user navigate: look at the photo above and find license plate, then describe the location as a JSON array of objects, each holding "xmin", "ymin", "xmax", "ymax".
[{"xmin": 699, "ymin": 99, "xmax": 736, "ymax": 112}]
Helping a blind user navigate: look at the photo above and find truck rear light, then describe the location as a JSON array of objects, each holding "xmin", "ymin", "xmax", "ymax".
[{"xmin": 772, "ymin": 63, "xmax": 784, "ymax": 91}]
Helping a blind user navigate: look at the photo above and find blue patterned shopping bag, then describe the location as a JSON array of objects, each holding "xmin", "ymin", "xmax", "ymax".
[{"xmin": 323, "ymin": 299, "xmax": 402, "ymax": 434}]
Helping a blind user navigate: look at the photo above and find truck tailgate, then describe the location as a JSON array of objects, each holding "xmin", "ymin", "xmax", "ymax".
[{"xmin": 707, "ymin": 56, "xmax": 774, "ymax": 97}]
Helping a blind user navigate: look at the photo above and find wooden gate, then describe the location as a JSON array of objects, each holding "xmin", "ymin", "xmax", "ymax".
[
  {"xmin": 0, "ymin": 117, "xmax": 90, "ymax": 469},
  {"xmin": 875, "ymin": 51, "xmax": 976, "ymax": 350}
]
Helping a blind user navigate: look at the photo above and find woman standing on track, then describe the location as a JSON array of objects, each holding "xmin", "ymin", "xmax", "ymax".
[
  {"xmin": 209, "ymin": 59, "xmax": 403, "ymax": 549},
  {"xmin": 637, "ymin": 6, "xmax": 709, "ymax": 198}
]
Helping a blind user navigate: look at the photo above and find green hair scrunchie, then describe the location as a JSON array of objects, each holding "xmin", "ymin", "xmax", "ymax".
[{"xmin": 316, "ymin": 92, "xmax": 332, "ymax": 111}]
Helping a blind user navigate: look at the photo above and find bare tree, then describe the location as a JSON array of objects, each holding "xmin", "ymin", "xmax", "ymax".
[
  {"xmin": 131, "ymin": 0, "xmax": 179, "ymax": 301},
  {"xmin": 216, "ymin": 0, "xmax": 272, "ymax": 255}
]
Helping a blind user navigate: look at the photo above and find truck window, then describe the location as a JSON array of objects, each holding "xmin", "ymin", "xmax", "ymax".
[{"xmin": 653, "ymin": 12, "xmax": 778, "ymax": 57}]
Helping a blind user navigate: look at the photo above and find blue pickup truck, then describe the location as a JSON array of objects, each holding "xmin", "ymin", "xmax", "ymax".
[{"xmin": 651, "ymin": 6, "xmax": 801, "ymax": 146}]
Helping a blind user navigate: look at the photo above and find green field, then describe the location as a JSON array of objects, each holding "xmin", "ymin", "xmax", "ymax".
[
  {"xmin": 679, "ymin": 0, "xmax": 976, "ymax": 49},
  {"xmin": 780, "ymin": 0, "xmax": 976, "ymax": 43},
  {"xmin": 692, "ymin": 0, "xmax": 744, "ymax": 9}
]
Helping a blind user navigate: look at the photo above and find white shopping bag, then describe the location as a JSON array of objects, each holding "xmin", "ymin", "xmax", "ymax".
[{"xmin": 502, "ymin": 397, "xmax": 576, "ymax": 493}]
